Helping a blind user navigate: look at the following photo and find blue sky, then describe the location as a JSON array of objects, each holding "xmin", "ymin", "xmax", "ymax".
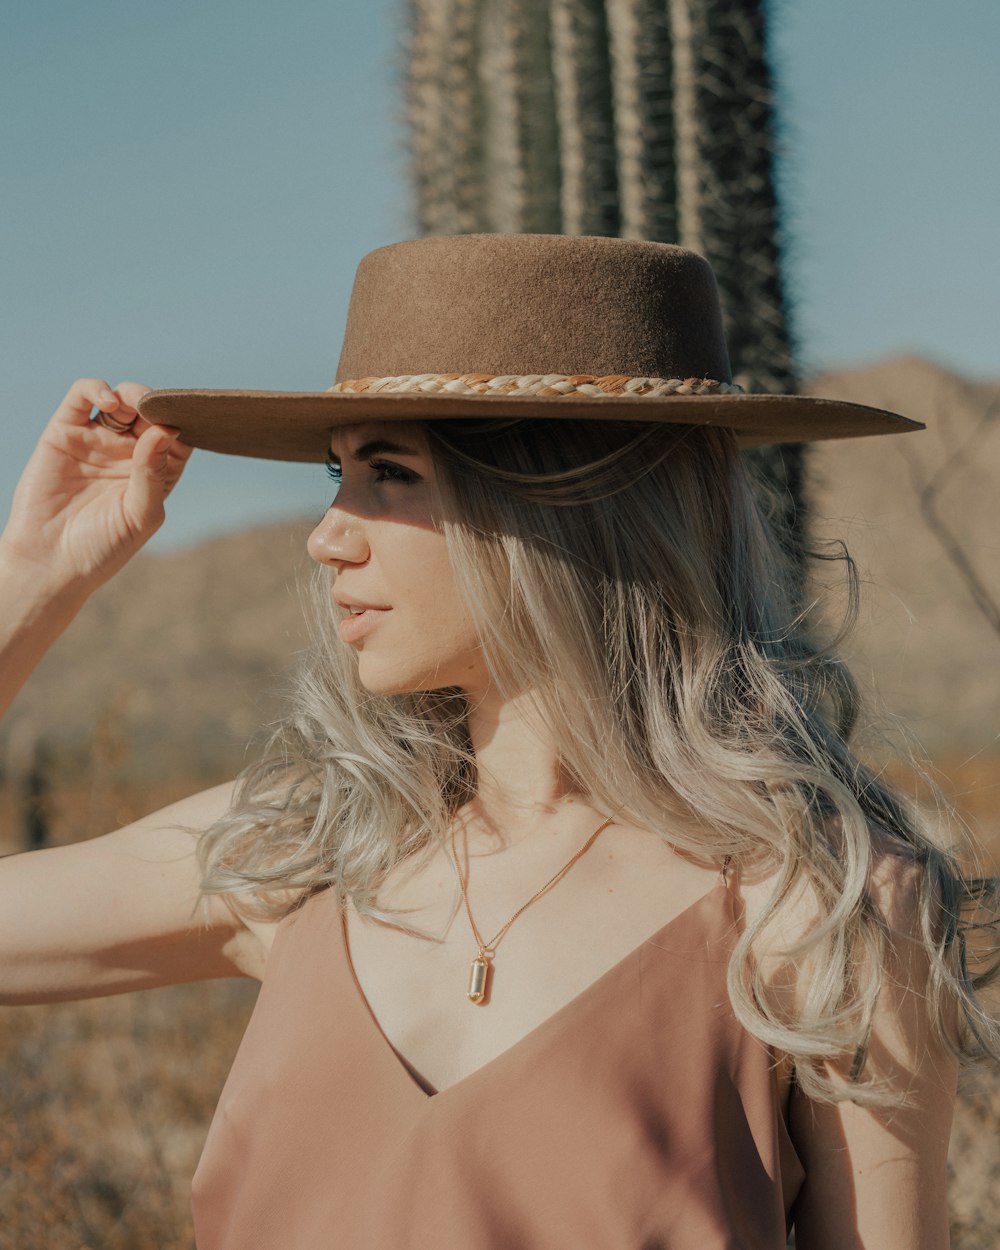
[{"xmin": 2, "ymin": 0, "xmax": 997, "ymax": 551}]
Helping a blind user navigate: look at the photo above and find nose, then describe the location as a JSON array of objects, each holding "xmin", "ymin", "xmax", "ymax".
[{"xmin": 307, "ymin": 506, "xmax": 370, "ymax": 569}]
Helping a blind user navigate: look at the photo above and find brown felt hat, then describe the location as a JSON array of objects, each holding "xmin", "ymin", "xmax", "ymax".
[{"xmin": 137, "ymin": 233, "xmax": 922, "ymax": 459}]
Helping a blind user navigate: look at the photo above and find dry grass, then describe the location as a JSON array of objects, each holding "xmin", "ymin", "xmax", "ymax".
[{"xmin": 0, "ymin": 981, "xmax": 256, "ymax": 1250}]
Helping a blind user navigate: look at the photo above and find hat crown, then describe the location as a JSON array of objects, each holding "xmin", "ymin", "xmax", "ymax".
[{"xmin": 335, "ymin": 233, "xmax": 732, "ymax": 385}]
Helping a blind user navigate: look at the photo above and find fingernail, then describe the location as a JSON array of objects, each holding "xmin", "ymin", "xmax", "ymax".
[{"xmin": 100, "ymin": 388, "xmax": 115, "ymax": 402}]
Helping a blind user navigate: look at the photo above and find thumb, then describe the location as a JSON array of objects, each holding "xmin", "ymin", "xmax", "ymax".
[{"xmin": 122, "ymin": 424, "xmax": 185, "ymax": 533}]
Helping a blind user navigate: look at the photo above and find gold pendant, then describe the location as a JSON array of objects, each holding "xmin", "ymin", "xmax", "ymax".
[{"xmin": 468, "ymin": 953, "xmax": 492, "ymax": 1004}]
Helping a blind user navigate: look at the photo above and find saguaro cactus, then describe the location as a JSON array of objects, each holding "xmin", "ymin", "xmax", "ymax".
[{"xmin": 404, "ymin": 0, "xmax": 806, "ymax": 589}]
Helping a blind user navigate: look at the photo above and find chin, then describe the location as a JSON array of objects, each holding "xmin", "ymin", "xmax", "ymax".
[
  {"xmin": 354, "ymin": 650, "xmax": 485, "ymax": 698},
  {"xmin": 354, "ymin": 655, "xmax": 452, "ymax": 697}
]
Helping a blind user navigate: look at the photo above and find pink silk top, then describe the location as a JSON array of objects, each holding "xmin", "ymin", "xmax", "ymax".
[{"xmin": 192, "ymin": 877, "xmax": 804, "ymax": 1248}]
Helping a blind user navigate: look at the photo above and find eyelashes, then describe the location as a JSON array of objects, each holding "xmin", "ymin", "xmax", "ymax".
[{"xmin": 324, "ymin": 458, "xmax": 419, "ymax": 487}]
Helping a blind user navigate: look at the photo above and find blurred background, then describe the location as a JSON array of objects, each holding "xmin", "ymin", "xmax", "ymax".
[{"xmin": 1, "ymin": 1, "xmax": 997, "ymax": 1246}]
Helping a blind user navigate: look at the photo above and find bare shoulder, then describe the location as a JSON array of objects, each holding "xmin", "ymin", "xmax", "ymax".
[
  {"xmin": 737, "ymin": 825, "xmax": 957, "ymax": 1250},
  {"xmin": 737, "ymin": 823, "xmax": 930, "ymax": 951},
  {"xmin": 866, "ymin": 825, "xmax": 928, "ymax": 934}
]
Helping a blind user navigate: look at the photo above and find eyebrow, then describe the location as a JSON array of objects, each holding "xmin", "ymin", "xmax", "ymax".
[{"xmin": 326, "ymin": 438, "xmax": 421, "ymax": 466}]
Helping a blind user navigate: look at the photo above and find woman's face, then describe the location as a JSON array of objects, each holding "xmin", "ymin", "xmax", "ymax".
[{"xmin": 307, "ymin": 421, "xmax": 490, "ymax": 696}]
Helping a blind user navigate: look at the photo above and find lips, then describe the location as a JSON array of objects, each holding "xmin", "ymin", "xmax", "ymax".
[
  {"xmin": 334, "ymin": 596, "xmax": 391, "ymax": 613},
  {"xmin": 335, "ymin": 599, "xmax": 391, "ymax": 644}
]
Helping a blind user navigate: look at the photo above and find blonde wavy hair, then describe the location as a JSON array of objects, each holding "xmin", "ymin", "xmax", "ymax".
[{"xmin": 197, "ymin": 416, "xmax": 998, "ymax": 1103}]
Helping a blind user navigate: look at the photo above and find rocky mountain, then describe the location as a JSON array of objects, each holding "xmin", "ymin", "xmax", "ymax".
[{"xmin": 806, "ymin": 356, "xmax": 999, "ymax": 757}]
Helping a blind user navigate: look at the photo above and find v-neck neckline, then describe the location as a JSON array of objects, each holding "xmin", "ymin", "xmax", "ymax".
[{"xmin": 336, "ymin": 878, "xmax": 736, "ymax": 1101}]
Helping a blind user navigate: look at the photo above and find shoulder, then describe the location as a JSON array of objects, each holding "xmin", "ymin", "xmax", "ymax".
[
  {"xmin": 738, "ymin": 822, "xmax": 930, "ymax": 954},
  {"xmin": 737, "ymin": 825, "xmax": 952, "ymax": 1066},
  {"xmin": 744, "ymin": 825, "xmax": 958, "ymax": 1250}
]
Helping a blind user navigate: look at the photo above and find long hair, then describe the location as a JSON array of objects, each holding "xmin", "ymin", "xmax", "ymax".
[{"xmin": 197, "ymin": 416, "xmax": 999, "ymax": 1102}]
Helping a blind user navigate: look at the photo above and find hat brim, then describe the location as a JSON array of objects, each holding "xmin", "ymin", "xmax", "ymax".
[{"xmin": 136, "ymin": 388, "xmax": 924, "ymax": 462}]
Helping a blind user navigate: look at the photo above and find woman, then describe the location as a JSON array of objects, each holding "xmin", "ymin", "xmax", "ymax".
[{"xmin": 1, "ymin": 234, "xmax": 993, "ymax": 1249}]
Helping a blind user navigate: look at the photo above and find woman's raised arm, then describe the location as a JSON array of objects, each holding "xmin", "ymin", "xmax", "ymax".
[
  {"xmin": 0, "ymin": 380, "xmax": 265, "ymax": 1001},
  {"xmin": 0, "ymin": 377, "xmax": 191, "ymax": 715}
]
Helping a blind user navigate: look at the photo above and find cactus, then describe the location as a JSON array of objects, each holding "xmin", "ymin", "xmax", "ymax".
[
  {"xmin": 404, "ymin": 0, "xmax": 807, "ymax": 591},
  {"xmin": 550, "ymin": 0, "xmax": 619, "ymax": 235}
]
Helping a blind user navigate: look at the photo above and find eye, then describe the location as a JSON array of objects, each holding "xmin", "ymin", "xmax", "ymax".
[
  {"xmin": 323, "ymin": 455, "xmax": 421, "ymax": 495},
  {"xmin": 368, "ymin": 458, "xmax": 420, "ymax": 485}
]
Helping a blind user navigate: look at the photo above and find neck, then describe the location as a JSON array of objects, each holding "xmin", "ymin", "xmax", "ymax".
[{"xmin": 460, "ymin": 684, "xmax": 591, "ymax": 848}]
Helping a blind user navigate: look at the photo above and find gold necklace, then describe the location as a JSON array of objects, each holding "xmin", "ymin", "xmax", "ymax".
[{"xmin": 450, "ymin": 814, "xmax": 616, "ymax": 1005}]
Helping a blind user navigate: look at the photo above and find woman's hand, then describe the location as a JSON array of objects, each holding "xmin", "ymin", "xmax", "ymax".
[{"xmin": 0, "ymin": 377, "xmax": 194, "ymax": 594}]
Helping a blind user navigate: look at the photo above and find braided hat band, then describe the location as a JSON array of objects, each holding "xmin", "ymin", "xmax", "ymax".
[{"xmin": 328, "ymin": 373, "xmax": 745, "ymax": 400}]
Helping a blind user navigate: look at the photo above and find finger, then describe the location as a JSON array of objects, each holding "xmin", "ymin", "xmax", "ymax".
[
  {"xmin": 154, "ymin": 429, "xmax": 195, "ymax": 482},
  {"xmin": 122, "ymin": 425, "xmax": 189, "ymax": 528},
  {"xmin": 109, "ymin": 380, "xmax": 153, "ymax": 437},
  {"xmin": 52, "ymin": 377, "xmax": 118, "ymax": 428},
  {"xmin": 163, "ymin": 433, "xmax": 195, "ymax": 470},
  {"xmin": 112, "ymin": 381, "xmax": 152, "ymax": 410}
]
